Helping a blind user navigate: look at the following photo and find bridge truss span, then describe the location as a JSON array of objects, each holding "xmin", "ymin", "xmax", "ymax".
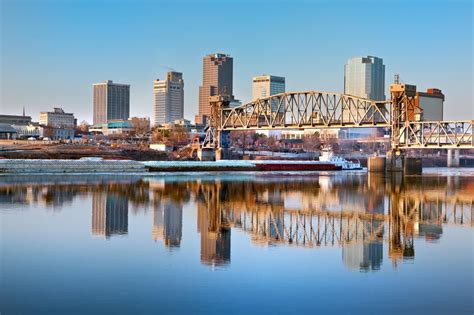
[
  {"xmin": 206, "ymin": 85, "xmax": 474, "ymax": 150},
  {"xmin": 398, "ymin": 120, "xmax": 473, "ymax": 149},
  {"xmin": 220, "ymin": 91, "xmax": 392, "ymax": 130}
]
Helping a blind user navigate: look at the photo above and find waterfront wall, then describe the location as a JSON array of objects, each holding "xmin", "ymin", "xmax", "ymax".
[{"xmin": 0, "ymin": 159, "xmax": 147, "ymax": 173}]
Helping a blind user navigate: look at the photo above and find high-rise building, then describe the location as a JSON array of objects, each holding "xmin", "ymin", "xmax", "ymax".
[
  {"xmin": 344, "ymin": 56, "xmax": 385, "ymax": 101},
  {"xmin": 196, "ymin": 53, "xmax": 234, "ymax": 126},
  {"xmin": 93, "ymin": 80, "xmax": 130, "ymax": 125},
  {"xmin": 39, "ymin": 107, "xmax": 76, "ymax": 128},
  {"xmin": 252, "ymin": 75, "xmax": 285, "ymax": 101},
  {"xmin": 153, "ymin": 72, "xmax": 184, "ymax": 126}
]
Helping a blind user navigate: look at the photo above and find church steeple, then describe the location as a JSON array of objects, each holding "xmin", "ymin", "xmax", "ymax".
[{"xmin": 22, "ymin": 106, "xmax": 25, "ymax": 116}]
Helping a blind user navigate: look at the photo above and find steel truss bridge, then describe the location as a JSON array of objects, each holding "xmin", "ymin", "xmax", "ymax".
[{"xmin": 204, "ymin": 84, "xmax": 473, "ymax": 150}]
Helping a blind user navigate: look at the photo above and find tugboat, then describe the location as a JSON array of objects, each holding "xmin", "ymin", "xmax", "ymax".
[{"xmin": 318, "ymin": 147, "xmax": 362, "ymax": 170}]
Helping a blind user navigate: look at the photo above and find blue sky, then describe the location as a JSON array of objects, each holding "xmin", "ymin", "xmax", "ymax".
[{"xmin": 1, "ymin": 0, "xmax": 472, "ymax": 123}]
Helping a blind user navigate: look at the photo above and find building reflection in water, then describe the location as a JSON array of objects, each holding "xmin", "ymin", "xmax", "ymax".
[
  {"xmin": 2, "ymin": 173, "xmax": 470, "ymax": 271},
  {"xmin": 198, "ymin": 203, "xmax": 231, "ymax": 267},
  {"xmin": 91, "ymin": 193, "xmax": 129, "ymax": 238},
  {"xmin": 152, "ymin": 201, "xmax": 183, "ymax": 247},
  {"xmin": 342, "ymin": 193, "xmax": 384, "ymax": 271}
]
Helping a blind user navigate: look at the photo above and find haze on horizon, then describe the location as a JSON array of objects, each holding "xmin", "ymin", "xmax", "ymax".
[{"xmin": 1, "ymin": 0, "xmax": 473, "ymax": 123}]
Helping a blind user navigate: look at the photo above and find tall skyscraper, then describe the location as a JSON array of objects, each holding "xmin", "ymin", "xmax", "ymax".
[
  {"xmin": 344, "ymin": 56, "xmax": 385, "ymax": 101},
  {"xmin": 196, "ymin": 53, "xmax": 234, "ymax": 126},
  {"xmin": 153, "ymin": 72, "xmax": 184, "ymax": 126},
  {"xmin": 93, "ymin": 80, "xmax": 130, "ymax": 125}
]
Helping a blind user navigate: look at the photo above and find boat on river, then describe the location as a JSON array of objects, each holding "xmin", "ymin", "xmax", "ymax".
[{"xmin": 319, "ymin": 147, "xmax": 362, "ymax": 170}]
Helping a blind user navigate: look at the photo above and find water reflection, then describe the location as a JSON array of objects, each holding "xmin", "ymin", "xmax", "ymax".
[
  {"xmin": 1, "ymin": 173, "xmax": 472, "ymax": 272},
  {"xmin": 92, "ymin": 193, "xmax": 129, "ymax": 238},
  {"xmin": 152, "ymin": 202, "xmax": 183, "ymax": 247},
  {"xmin": 198, "ymin": 203, "xmax": 231, "ymax": 266}
]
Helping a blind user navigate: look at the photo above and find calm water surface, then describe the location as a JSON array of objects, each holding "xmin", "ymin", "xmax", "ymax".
[{"xmin": 1, "ymin": 170, "xmax": 473, "ymax": 314}]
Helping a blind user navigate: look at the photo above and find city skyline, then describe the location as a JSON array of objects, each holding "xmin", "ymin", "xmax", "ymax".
[{"xmin": 1, "ymin": 0, "xmax": 472, "ymax": 123}]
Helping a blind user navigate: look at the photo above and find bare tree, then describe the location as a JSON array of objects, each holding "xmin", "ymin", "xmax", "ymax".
[
  {"xmin": 76, "ymin": 120, "xmax": 90, "ymax": 133},
  {"xmin": 129, "ymin": 117, "xmax": 151, "ymax": 142},
  {"xmin": 303, "ymin": 133, "xmax": 321, "ymax": 152},
  {"xmin": 151, "ymin": 127, "xmax": 167, "ymax": 143},
  {"xmin": 266, "ymin": 136, "xmax": 279, "ymax": 156},
  {"xmin": 168, "ymin": 125, "xmax": 189, "ymax": 145}
]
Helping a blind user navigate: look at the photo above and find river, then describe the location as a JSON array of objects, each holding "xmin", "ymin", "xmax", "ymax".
[{"xmin": 1, "ymin": 169, "xmax": 473, "ymax": 314}]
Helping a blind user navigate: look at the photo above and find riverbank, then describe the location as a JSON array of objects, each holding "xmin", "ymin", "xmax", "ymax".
[
  {"xmin": 0, "ymin": 143, "xmax": 171, "ymax": 161},
  {"xmin": 0, "ymin": 158, "xmax": 147, "ymax": 173}
]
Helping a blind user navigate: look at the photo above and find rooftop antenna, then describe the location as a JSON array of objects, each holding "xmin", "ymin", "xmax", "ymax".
[{"xmin": 394, "ymin": 74, "xmax": 400, "ymax": 84}]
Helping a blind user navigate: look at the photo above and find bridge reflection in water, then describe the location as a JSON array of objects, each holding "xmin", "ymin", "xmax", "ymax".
[{"xmin": 1, "ymin": 173, "xmax": 472, "ymax": 271}]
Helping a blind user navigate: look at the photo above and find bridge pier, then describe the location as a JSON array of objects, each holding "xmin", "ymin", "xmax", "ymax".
[
  {"xmin": 447, "ymin": 149, "xmax": 460, "ymax": 167},
  {"xmin": 368, "ymin": 152, "xmax": 422, "ymax": 175},
  {"xmin": 368, "ymin": 156, "xmax": 386, "ymax": 173},
  {"xmin": 197, "ymin": 147, "xmax": 215, "ymax": 161},
  {"xmin": 404, "ymin": 157, "xmax": 423, "ymax": 175},
  {"xmin": 215, "ymin": 148, "xmax": 232, "ymax": 161},
  {"xmin": 386, "ymin": 151, "xmax": 404, "ymax": 173}
]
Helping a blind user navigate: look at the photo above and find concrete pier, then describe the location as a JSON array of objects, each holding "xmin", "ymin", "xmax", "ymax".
[
  {"xmin": 447, "ymin": 149, "xmax": 460, "ymax": 167},
  {"xmin": 215, "ymin": 148, "xmax": 232, "ymax": 161},
  {"xmin": 368, "ymin": 156, "xmax": 386, "ymax": 173},
  {"xmin": 372, "ymin": 152, "xmax": 423, "ymax": 175},
  {"xmin": 197, "ymin": 148, "xmax": 215, "ymax": 161},
  {"xmin": 386, "ymin": 152, "xmax": 404, "ymax": 173}
]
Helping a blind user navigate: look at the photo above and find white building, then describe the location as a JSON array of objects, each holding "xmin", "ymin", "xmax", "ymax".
[
  {"xmin": 154, "ymin": 72, "xmax": 184, "ymax": 126},
  {"xmin": 344, "ymin": 56, "xmax": 385, "ymax": 101},
  {"xmin": 12, "ymin": 123, "xmax": 45, "ymax": 138},
  {"xmin": 39, "ymin": 107, "xmax": 76, "ymax": 128}
]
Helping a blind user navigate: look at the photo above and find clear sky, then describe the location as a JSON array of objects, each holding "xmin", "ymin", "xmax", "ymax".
[{"xmin": 1, "ymin": 0, "xmax": 473, "ymax": 123}]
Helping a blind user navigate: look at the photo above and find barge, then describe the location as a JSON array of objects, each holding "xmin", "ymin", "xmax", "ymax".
[
  {"xmin": 143, "ymin": 160, "xmax": 344, "ymax": 172},
  {"xmin": 252, "ymin": 160, "xmax": 341, "ymax": 171}
]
